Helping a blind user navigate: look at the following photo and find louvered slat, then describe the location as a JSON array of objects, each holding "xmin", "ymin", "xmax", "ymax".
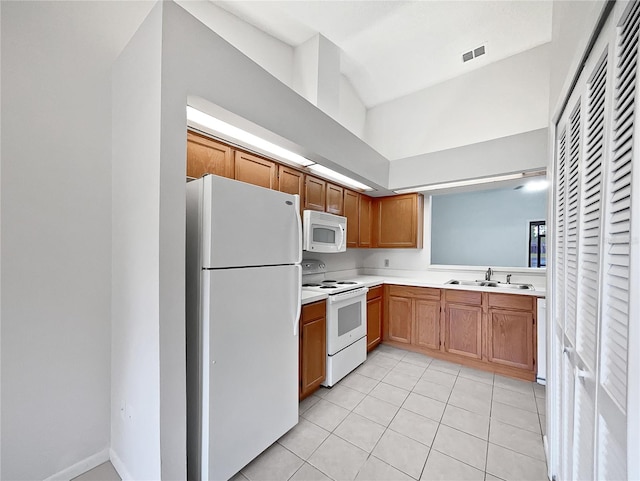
[
  {"xmin": 573, "ymin": 381, "xmax": 596, "ymax": 480},
  {"xmin": 555, "ymin": 130, "xmax": 567, "ymax": 330},
  {"xmin": 565, "ymin": 104, "xmax": 582, "ymax": 344},
  {"xmin": 598, "ymin": 413, "xmax": 627, "ymax": 481},
  {"xmin": 576, "ymin": 55, "xmax": 607, "ymax": 371},
  {"xmin": 600, "ymin": 0, "xmax": 639, "ymax": 414}
]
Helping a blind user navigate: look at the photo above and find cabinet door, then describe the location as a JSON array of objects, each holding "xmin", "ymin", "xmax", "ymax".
[
  {"xmin": 186, "ymin": 131, "xmax": 234, "ymax": 179},
  {"xmin": 359, "ymin": 195, "xmax": 372, "ymax": 247},
  {"xmin": 299, "ymin": 306, "xmax": 326, "ymax": 400},
  {"xmin": 344, "ymin": 190, "xmax": 360, "ymax": 248},
  {"xmin": 387, "ymin": 295, "xmax": 412, "ymax": 344},
  {"xmin": 487, "ymin": 308, "xmax": 534, "ymax": 371},
  {"xmin": 304, "ymin": 175, "xmax": 326, "ymax": 211},
  {"xmin": 375, "ymin": 193, "xmax": 423, "ymax": 248},
  {"xmin": 444, "ymin": 303, "xmax": 482, "ymax": 359},
  {"xmin": 278, "ymin": 165, "xmax": 304, "ymax": 210},
  {"xmin": 234, "ymin": 151, "xmax": 277, "ymax": 189},
  {"xmin": 367, "ymin": 294, "xmax": 383, "ymax": 352},
  {"xmin": 326, "ymin": 183, "xmax": 344, "ymax": 215},
  {"xmin": 413, "ymin": 299, "xmax": 441, "ymax": 351}
]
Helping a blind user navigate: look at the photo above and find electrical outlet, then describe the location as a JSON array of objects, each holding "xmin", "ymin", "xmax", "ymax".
[{"xmin": 384, "ymin": 259, "xmax": 389, "ymax": 267}]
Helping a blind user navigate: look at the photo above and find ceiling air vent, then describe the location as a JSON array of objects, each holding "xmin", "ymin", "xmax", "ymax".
[{"xmin": 462, "ymin": 44, "xmax": 486, "ymax": 63}]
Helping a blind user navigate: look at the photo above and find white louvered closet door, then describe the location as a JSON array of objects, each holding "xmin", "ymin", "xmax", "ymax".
[
  {"xmin": 597, "ymin": 2, "xmax": 639, "ymax": 479},
  {"xmin": 549, "ymin": 2, "xmax": 640, "ymax": 479},
  {"xmin": 573, "ymin": 48, "xmax": 608, "ymax": 481}
]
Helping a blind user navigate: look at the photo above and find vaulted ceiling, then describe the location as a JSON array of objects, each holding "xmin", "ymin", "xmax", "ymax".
[{"xmin": 213, "ymin": 1, "xmax": 553, "ymax": 108}]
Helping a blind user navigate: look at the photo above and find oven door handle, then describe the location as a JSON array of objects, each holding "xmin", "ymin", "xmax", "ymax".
[{"xmin": 328, "ymin": 286, "xmax": 369, "ymax": 303}]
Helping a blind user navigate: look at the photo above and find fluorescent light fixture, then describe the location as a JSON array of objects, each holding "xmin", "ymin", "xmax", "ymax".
[
  {"xmin": 394, "ymin": 171, "xmax": 546, "ymax": 194},
  {"xmin": 523, "ymin": 179, "xmax": 549, "ymax": 192},
  {"xmin": 186, "ymin": 106, "xmax": 314, "ymax": 167},
  {"xmin": 308, "ymin": 164, "xmax": 373, "ymax": 191}
]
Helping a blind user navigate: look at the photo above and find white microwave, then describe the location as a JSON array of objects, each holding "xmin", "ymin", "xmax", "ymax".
[{"xmin": 302, "ymin": 210, "xmax": 347, "ymax": 253}]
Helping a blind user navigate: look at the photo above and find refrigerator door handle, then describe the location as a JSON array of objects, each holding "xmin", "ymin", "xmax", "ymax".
[
  {"xmin": 294, "ymin": 195, "xmax": 303, "ymax": 264},
  {"xmin": 293, "ymin": 265, "xmax": 302, "ymax": 336}
]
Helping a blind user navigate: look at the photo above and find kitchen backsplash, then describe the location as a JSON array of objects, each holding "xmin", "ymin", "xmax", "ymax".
[{"xmin": 312, "ymin": 247, "xmax": 547, "ymax": 290}]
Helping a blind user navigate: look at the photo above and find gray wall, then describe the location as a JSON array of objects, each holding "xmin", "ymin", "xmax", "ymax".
[{"xmin": 431, "ymin": 187, "xmax": 547, "ymax": 267}]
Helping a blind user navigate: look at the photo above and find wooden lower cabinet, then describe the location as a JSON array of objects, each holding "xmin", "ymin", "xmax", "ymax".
[
  {"xmin": 387, "ymin": 295, "xmax": 412, "ymax": 344},
  {"xmin": 414, "ymin": 299, "xmax": 441, "ymax": 351},
  {"xmin": 366, "ymin": 286, "xmax": 383, "ymax": 351},
  {"xmin": 487, "ymin": 293, "xmax": 536, "ymax": 371},
  {"xmin": 384, "ymin": 285, "xmax": 442, "ymax": 348},
  {"xmin": 383, "ymin": 285, "xmax": 538, "ymax": 381},
  {"xmin": 444, "ymin": 303, "xmax": 482, "ymax": 359},
  {"xmin": 299, "ymin": 301, "xmax": 326, "ymax": 400}
]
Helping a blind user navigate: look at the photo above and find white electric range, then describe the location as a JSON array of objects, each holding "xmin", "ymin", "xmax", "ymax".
[{"xmin": 301, "ymin": 260, "xmax": 368, "ymax": 386}]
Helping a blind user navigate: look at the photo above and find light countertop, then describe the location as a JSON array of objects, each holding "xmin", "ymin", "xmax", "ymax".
[{"xmin": 301, "ymin": 275, "xmax": 545, "ymax": 305}]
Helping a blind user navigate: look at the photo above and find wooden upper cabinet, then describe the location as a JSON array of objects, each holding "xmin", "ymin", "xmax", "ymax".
[
  {"xmin": 234, "ymin": 151, "xmax": 277, "ymax": 189},
  {"xmin": 326, "ymin": 183, "xmax": 344, "ymax": 215},
  {"xmin": 278, "ymin": 165, "xmax": 304, "ymax": 209},
  {"xmin": 186, "ymin": 131, "xmax": 234, "ymax": 179},
  {"xmin": 413, "ymin": 299, "xmax": 441, "ymax": 351},
  {"xmin": 359, "ymin": 195, "xmax": 373, "ymax": 248},
  {"xmin": 444, "ymin": 303, "xmax": 482, "ymax": 359},
  {"xmin": 344, "ymin": 190, "xmax": 360, "ymax": 248},
  {"xmin": 304, "ymin": 175, "xmax": 326, "ymax": 211},
  {"xmin": 374, "ymin": 193, "xmax": 424, "ymax": 248}
]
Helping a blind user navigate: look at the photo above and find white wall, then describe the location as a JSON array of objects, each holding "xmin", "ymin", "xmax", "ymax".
[
  {"xmin": 339, "ymin": 75, "xmax": 367, "ymax": 138},
  {"xmin": 388, "ymin": 128, "xmax": 548, "ymax": 191},
  {"xmin": 176, "ymin": 0, "xmax": 294, "ymax": 88},
  {"xmin": 293, "ymin": 35, "xmax": 320, "ymax": 105},
  {"xmin": 111, "ymin": 4, "xmax": 163, "ymax": 480},
  {"xmin": 431, "ymin": 187, "xmax": 547, "ymax": 267},
  {"xmin": 549, "ymin": 1, "xmax": 608, "ymax": 116},
  {"xmin": 365, "ymin": 43, "xmax": 551, "ymax": 160},
  {"xmin": 0, "ymin": 1, "xmax": 150, "ymax": 479}
]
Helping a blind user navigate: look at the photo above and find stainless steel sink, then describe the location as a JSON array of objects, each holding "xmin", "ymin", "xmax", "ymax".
[{"xmin": 445, "ymin": 279, "xmax": 534, "ymax": 290}]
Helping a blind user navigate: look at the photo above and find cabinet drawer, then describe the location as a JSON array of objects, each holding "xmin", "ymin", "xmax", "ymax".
[
  {"xmin": 367, "ymin": 285, "xmax": 383, "ymax": 301},
  {"xmin": 444, "ymin": 289, "xmax": 482, "ymax": 305},
  {"xmin": 387, "ymin": 285, "xmax": 440, "ymax": 299},
  {"xmin": 488, "ymin": 293, "xmax": 535, "ymax": 311},
  {"xmin": 302, "ymin": 300, "xmax": 326, "ymax": 323}
]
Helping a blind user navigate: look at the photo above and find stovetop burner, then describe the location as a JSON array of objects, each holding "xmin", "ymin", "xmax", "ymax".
[
  {"xmin": 337, "ymin": 281, "xmax": 357, "ymax": 285},
  {"xmin": 320, "ymin": 285, "xmax": 337, "ymax": 289},
  {"xmin": 302, "ymin": 283, "xmax": 322, "ymax": 287},
  {"xmin": 322, "ymin": 280, "xmax": 337, "ymax": 284}
]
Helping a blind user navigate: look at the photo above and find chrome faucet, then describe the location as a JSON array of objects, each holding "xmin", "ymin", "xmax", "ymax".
[
  {"xmin": 485, "ymin": 267, "xmax": 493, "ymax": 281},
  {"xmin": 506, "ymin": 274, "xmax": 512, "ymax": 284}
]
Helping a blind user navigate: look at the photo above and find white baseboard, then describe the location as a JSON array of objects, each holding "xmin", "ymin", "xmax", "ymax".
[
  {"xmin": 43, "ymin": 448, "xmax": 110, "ymax": 481},
  {"xmin": 109, "ymin": 449, "xmax": 133, "ymax": 481}
]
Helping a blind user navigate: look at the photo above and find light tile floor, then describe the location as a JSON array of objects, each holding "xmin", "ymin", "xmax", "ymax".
[
  {"xmin": 238, "ymin": 344, "xmax": 547, "ymax": 481},
  {"xmin": 76, "ymin": 344, "xmax": 547, "ymax": 481}
]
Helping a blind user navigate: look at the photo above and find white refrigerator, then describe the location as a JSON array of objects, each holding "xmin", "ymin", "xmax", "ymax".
[{"xmin": 186, "ymin": 175, "xmax": 302, "ymax": 481}]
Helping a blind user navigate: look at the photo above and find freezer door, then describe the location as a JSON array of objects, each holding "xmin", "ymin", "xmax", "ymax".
[
  {"xmin": 201, "ymin": 175, "xmax": 302, "ymax": 268},
  {"xmin": 201, "ymin": 265, "xmax": 301, "ymax": 481}
]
